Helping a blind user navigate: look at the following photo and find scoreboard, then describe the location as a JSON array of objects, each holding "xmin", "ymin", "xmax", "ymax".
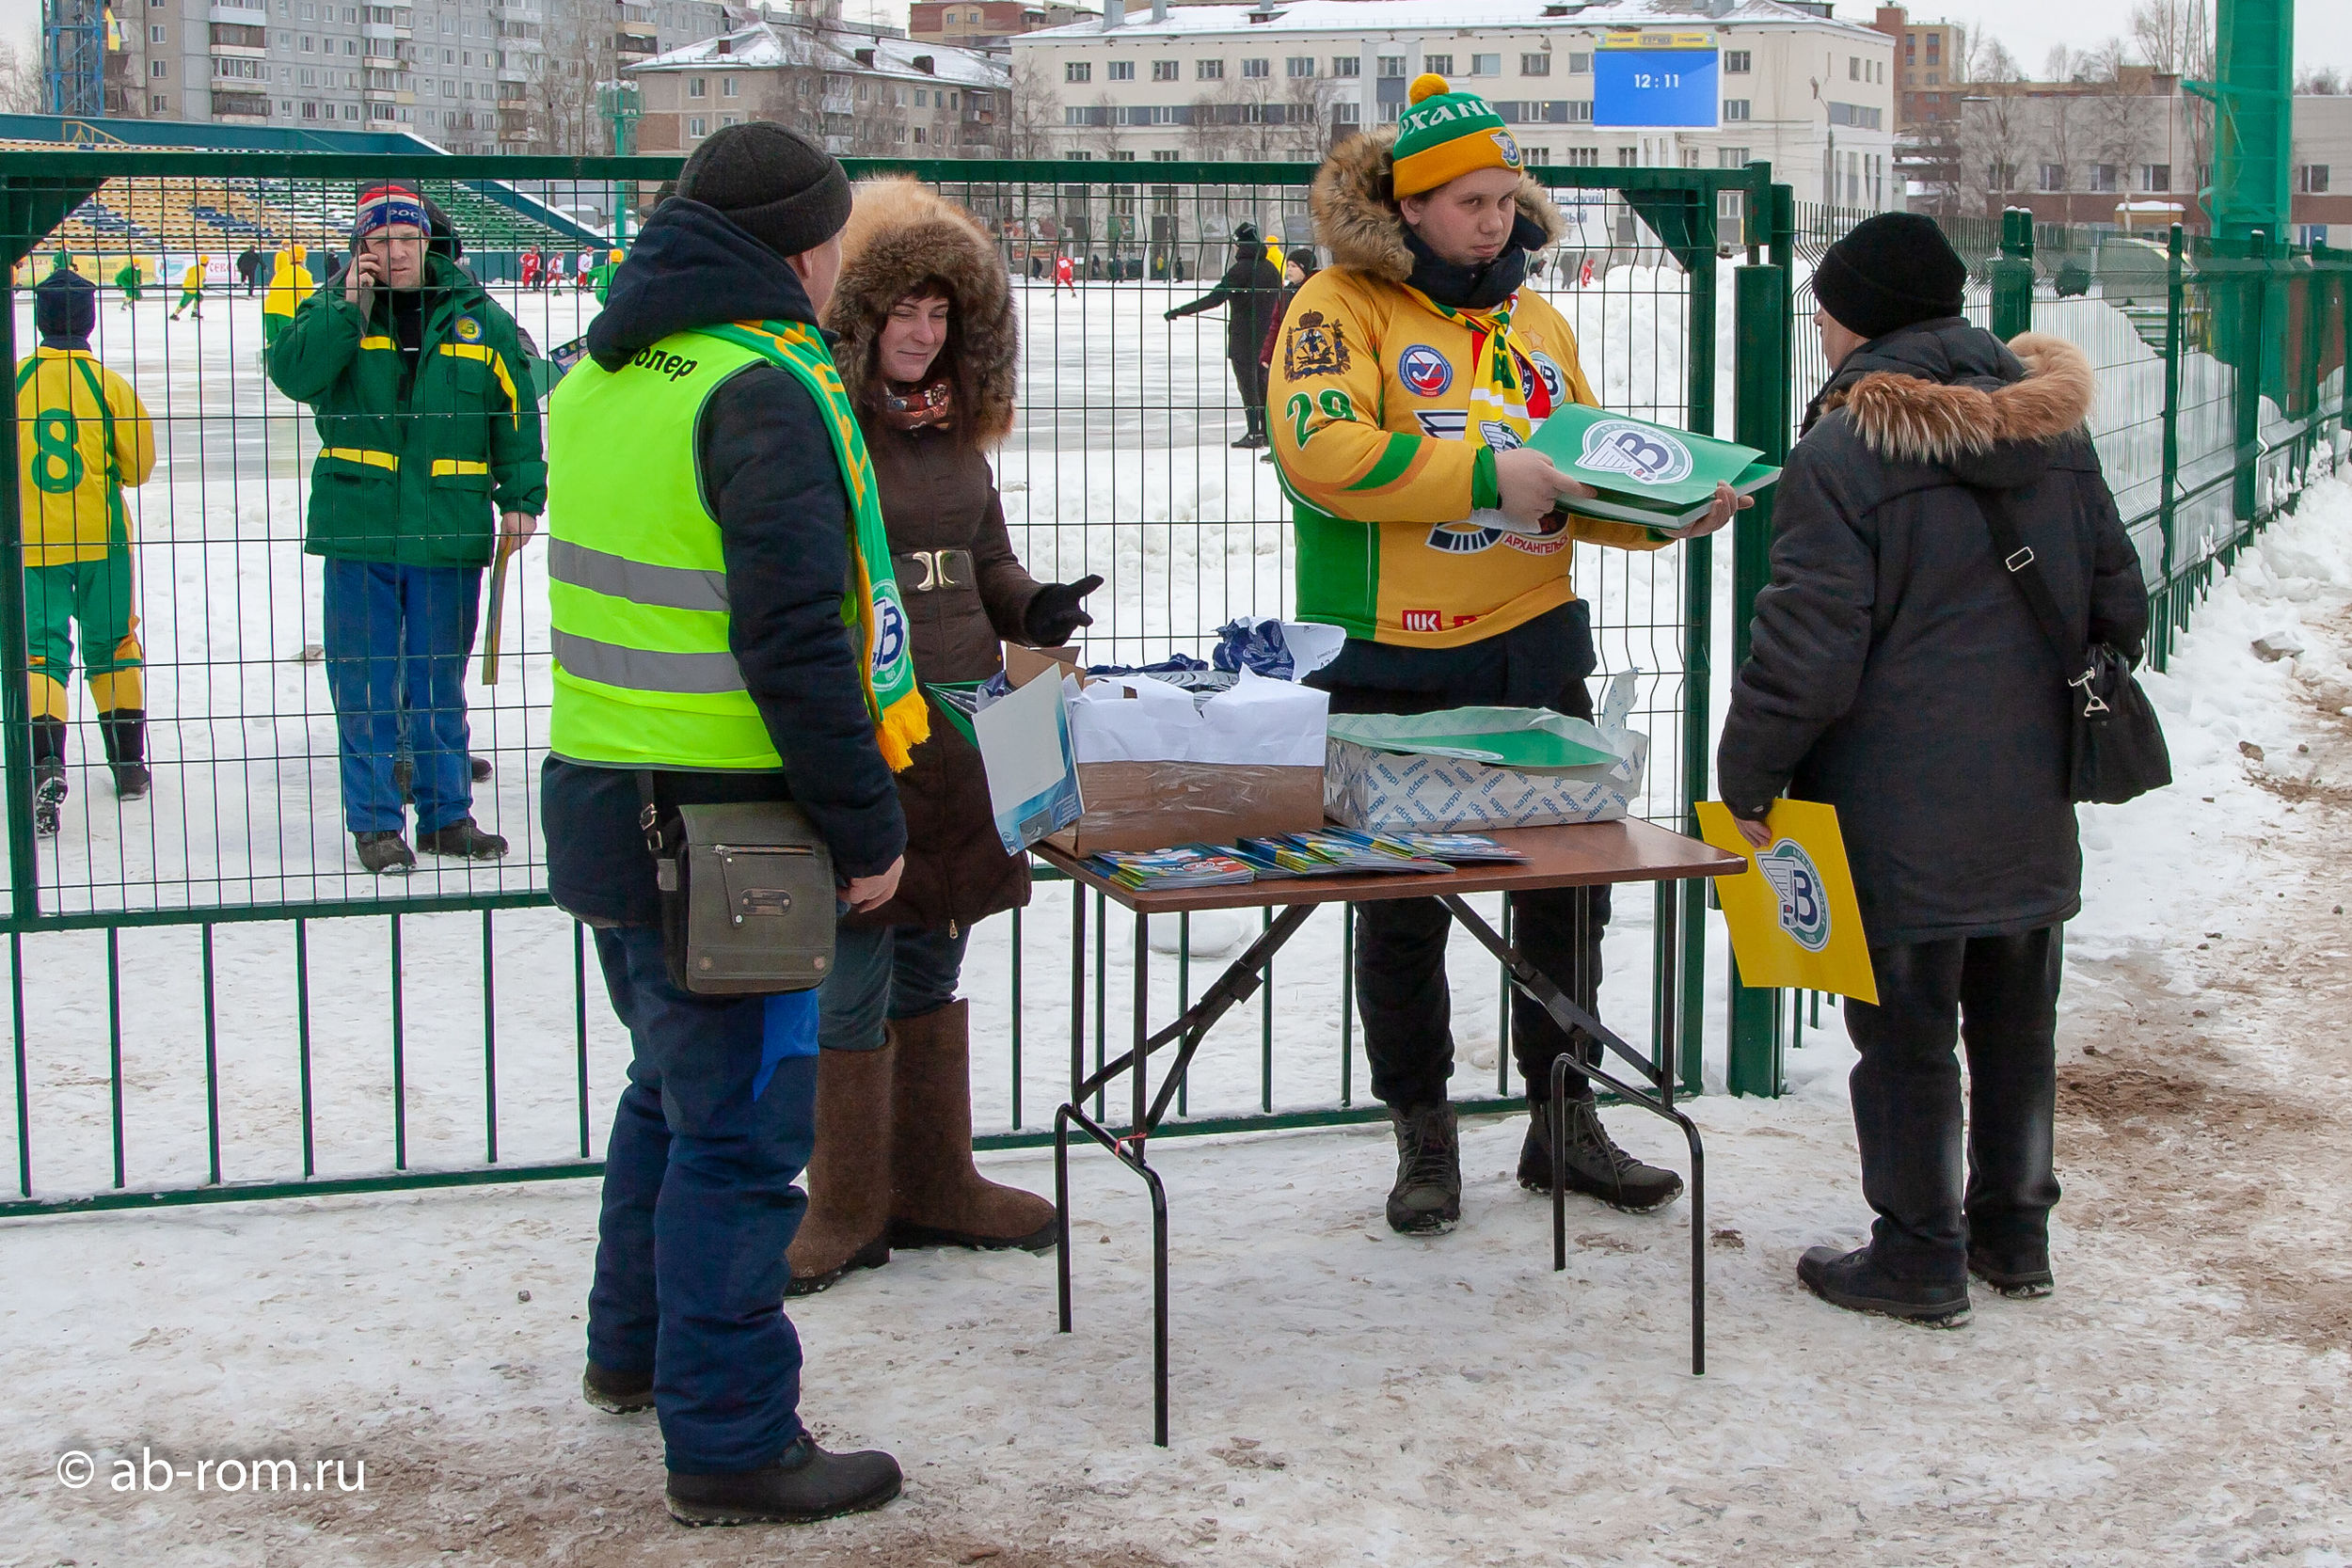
[{"xmin": 1594, "ymin": 29, "xmax": 1721, "ymax": 129}]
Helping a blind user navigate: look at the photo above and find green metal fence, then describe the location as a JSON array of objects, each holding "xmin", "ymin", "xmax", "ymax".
[{"xmin": 0, "ymin": 150, "xmax": 1788, "ymax": 1217}]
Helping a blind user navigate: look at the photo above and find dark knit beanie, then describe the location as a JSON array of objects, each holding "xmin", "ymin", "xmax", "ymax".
[
  {"xmin": 35, "ymin": 268, "xmax": 97, "ymax": 344},
  {"xmin": 675, "ymin": 121, "xmax": 850, "ymax": 260},
  {"xmin": 1812, "ymin": 212, "xmax": 1967, "ymax": 341}
]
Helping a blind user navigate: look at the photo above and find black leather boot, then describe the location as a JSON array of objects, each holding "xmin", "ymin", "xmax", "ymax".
[
  {"xmin": 31, "ymin": 717, "xmax": 66, "ymax": 836},
  {"xmin": 665, "ymin": 1434, "xmax": 902, "ymax": 1526},
  {"xmin": 1518, "ymin": 1093, "xmax": 1684, "ymax": 1212},
  {"xmin": 1385, "ymin": 1101, "xmax": 1461, "ymax": 1234},
  {"xmin": 99, "ymin": 708, "xmax": 149, "ymax": 799}
]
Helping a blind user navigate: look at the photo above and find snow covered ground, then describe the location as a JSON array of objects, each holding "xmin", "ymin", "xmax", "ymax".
[{"xmin": 6, "ymin": 461, "xmax": 2350, "ymax": 1562}]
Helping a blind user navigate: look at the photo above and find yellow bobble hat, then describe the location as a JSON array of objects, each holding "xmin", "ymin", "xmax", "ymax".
[{"xmin": 1391, "ymin": 73, "xmax": 1524, "ymax": 197}]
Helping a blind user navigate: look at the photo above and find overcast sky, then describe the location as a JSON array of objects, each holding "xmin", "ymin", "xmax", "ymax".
[{"xmin": 4, "ymin": 0, "xmax": 2341, "ymax": 103}]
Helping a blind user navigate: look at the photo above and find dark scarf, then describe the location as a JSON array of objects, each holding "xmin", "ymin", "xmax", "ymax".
[
  {"xmin": 1402, "ymin": 211, "xmax": 1546, "ymax": 311},
  {"xmin": 881, "ymin": 375, "xmax": 955, "ymax": 433}
]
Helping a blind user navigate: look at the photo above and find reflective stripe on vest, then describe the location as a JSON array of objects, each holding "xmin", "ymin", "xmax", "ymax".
[{"xmin": 544, "ymin": 329, "xmax": 785, "ymax": 771}]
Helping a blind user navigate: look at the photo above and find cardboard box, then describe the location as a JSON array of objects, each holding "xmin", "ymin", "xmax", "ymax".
[{"xmin": 1323, "ymin": 695, "xmax": 1650, "ymax": 832}]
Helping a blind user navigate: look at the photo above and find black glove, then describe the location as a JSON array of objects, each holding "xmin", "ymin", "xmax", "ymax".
[{"xmin": 1025, "ymin": 575, "xmax": 1102, "ymax": 647}]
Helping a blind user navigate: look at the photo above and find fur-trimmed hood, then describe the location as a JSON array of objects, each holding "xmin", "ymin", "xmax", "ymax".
[
  {"xmin": 823, "ymin": 176, "xmax": 1018, "ymax": 447},
  {"xmin": 1808, "ymin": 322, "xmax": 2095, "ymax": 488},
  {"xmin": 1310, "ymin": 128, "xmax": 1565, "ymax": 283}
]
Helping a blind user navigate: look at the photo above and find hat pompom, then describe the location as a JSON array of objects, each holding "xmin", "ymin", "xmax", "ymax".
[{"xmin": 1409, "ymin": 71, "xmax": 1450, "ymax": 104}]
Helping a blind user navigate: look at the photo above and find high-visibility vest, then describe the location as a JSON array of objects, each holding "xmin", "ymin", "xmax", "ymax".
[{"xmin": 544, "ymin": 329, "xmax": 790, "ymax": 770}]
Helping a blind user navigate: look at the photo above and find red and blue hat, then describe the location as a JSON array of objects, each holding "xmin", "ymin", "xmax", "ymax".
[{"xmin": 353, "ymin": 182, "xmax": 430, "ymax": 238}]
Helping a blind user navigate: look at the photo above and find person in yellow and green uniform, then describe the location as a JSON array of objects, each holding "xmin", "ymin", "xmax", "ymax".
[
  {"xmin": 112, "ymin": 257, "xmax": 144, "ymax": 310},
  {"xmin": 169, "ymin": 255, "xmax": 204, "ymax": 320},
  {"xmin": 267, "ymin": 183, "xmax": 544, "ymax": 875},
  {"xmin": 1271, "ymin": 74, "xmax": 1750, "ymax": 1236},
  {"xmin": 15, "ymin": 269, "xmax": 157, "ymax": 835},
  {"xmin": 262, "ymin": 242, "xmax": 314, "ymax": 349},
  {"xmin": 587, "ymin": 246, "xmax": 623, "ymax": 303},
  {"xmin": 540, "ymin": 120, "xmax": 912, "ymax": 1529}
]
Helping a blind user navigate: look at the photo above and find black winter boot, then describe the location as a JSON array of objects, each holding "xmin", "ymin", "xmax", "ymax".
[
  {"xmin": 1385, "ymin": 1101, "xmax": 1461, "ymax": 1235},
  {"xmin": 1518, "ymin": 1093, "xmax": 1684, "ymax": 1212},
  {"xmin": 354, "ymin": 831, "xmax": 415, "ymax": 875},
  {"xmin": 31, "ymin": 717, "xmax": 67, "ymax": 837},
  {"xmin": 664, "ymin": 1434, "xmax": 902, "ymax": 1526},
  {"xmin": 581, "ymin": 1360, "xmax": 654, "ymax": 1414},
  {"xmin": 99, "ymin": 708, "xmax": 149, "ymax": 799},
  {"xmin": 417, "ymin": 817, "xmax": 508, "ymax": 860},
  {"xmin": 1967, "ymin": 1244, "xmax": 2055, "ymax": 1300},
  {"xmin": 1799, "ymin": 1243, "xmax": 1971, "ymax": 1327}
]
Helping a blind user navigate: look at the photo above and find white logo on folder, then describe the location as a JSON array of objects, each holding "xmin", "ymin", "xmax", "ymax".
[{"xmin": 1578, "ymin": 420, "xmax": 1695, "ymax": 486}]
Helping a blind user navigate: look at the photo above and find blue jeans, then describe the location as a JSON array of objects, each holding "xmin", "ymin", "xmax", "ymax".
[
  {"xmin": 320, "ymin": 559, "xmax": 481, "ymax": 835},
  {"xmin": 584, "ymin": 925, "xmax": 821, "ymax": 1475},
  {"xmin": 817, "ymin": 922, "xmax": 970, "ymax": 1053}
]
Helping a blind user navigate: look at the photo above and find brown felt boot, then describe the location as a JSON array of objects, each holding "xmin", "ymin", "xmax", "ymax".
[
  {"xmin": 888, "ymin": 1000, "xmax": 1058, "ymax": 1253},
  {"xmin": 784, "ymin": 1040, "xmax": 895, "ymax": 1297}
]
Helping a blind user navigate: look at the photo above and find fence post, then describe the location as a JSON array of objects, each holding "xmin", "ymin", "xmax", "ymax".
[
  {"xmin": 1724, "ymin": 255, "xmax": 1792, "ymax": 1098},
  {"xmin": 2154, "ymin": 224, "xmax": 2185, "ymax": 672},
  {"xmin": 1990, "ymin": 206, "xmax": 2035, "ymax": 341},
  {"xmin": 1673, "ymin": 182, "xmax": 1722, "ymax": 1094},
  {"xmin": 2233, "ymin": 230, "xmax": 2269, "ymax": 526},
  {"xmin": 0, "ymin": 181, "xmax": 36, "ymax": 927}
]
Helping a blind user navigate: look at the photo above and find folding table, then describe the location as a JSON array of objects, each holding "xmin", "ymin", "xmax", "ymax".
[{"xmin": 1034, "ymin": 817, "xmax": 1746, "ymax": 1445}]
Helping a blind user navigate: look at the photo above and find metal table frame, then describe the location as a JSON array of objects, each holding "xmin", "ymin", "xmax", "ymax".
[{"xmin": 1040, "ymin": 820, "xmax": 1740, "ymax": 1446}]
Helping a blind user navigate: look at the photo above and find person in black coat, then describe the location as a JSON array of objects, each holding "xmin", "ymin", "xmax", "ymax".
[
  {"xmin": 1716, "ymin": 214, "xmax": 2147, "ymax": 1328},
  {"xmin": 1165, "ymin": 222, "xmax": 1284, "ymax": 449}
]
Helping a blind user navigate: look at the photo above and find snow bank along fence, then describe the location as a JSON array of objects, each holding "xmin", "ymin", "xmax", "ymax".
[{"xmin": 8, "ymin": 152, "xmax": 2319, "ymax": 1219}]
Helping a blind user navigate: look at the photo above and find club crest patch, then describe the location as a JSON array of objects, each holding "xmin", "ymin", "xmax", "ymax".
[
  {"xmin": 1478, "ymin": 420, "xmax": 1524, "ymax": 451},
  {"xmin": 1491, "ymin": 130, "xmax": 1522, "ymax": 167},
  {"xmin": 1758, "ymin": 840, "xmax": 1832, "ymax": 952},
  {"xmin": 1415, "ymin": 409, "xmax": 1470, "ymax": 439},
  {"xmin": 1399, "ymin": 345, "xmax": 1453, "ymax": 398},
  {"xmin": 454, "ymin": 315, "xmax": 484, "ymax": 342},
  {"xmin": 1529, "ymin": 351, "xmax": 1566, "ymax": 404},
  {"xmin": 1282, "ymin": 310, "xmax": 1349, "ymax": 378},
  {"xmin": 1578, "ymin": 419, "xmax": 1694, "ymax": 486}
]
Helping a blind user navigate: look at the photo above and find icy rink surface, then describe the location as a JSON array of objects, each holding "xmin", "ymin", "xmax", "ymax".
[{"xmin": 6, "ymin": 481, "xmax": 2351, "ymax": 1564}]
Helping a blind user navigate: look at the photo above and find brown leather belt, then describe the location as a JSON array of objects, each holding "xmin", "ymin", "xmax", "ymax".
[{"xmin": 895, "ymin": 548, "xmax": 976, "ymax": 593}]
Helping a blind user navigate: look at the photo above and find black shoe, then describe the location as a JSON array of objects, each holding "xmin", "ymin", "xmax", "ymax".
[
  {"xmin": 417, "ymin": 817, "xmax": 508, "ymax": 860},
  {"xmin": 581, "ymin": 1361, "xmax": 655, "ymax": 1414},
  {"xmin": 354, "ymin": 831, "xmax": 415, "ymax": 875},
  {"xmin": 1384, "ymin": 1101, "xmax": 1461, "ymax": 1235},
  {"xmin": 1231, "ymin": 432, "xmax": 1268, "ymax": 450},
  {"xmin": 99, "ymin": 709, "xmax": 148, "ymax": 799},
  {"xmin": 1798, "ymin": 1244, "xmax": 1971, "ymax": 1327},
  {"xmin": 1518, "ymin": 1093, "xmax": 1684, "ymax": 1212},
  {"xmin": 469, "ymin": 753, "xmax": 493, "ymax": 784},
  {"xmin": 32, "ymin": 763, "xmax": 65, "ymax": 839},
  {"xmin": 1967, "ymin": 1245, "xmax": 2055, "ymax": 1300},
  {"xmin": 665, "ymin": 1434, "xmax": 902, "ymax": 1526},
  {"xmin": 112, "ymin": 764, "xmax": 151, "ymax": 799}
]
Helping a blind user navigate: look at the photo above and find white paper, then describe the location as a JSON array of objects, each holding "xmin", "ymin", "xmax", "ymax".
[
  {"xmin": 1279, "ymin": 621, "xmax": 1348, "ymax": 677},
  {"xmin": 1068, "ymin": 668, "xmax": 1328, "ymax": 767},
  {"xmin": 975, "ymin": 671, "xmax": 1079, "ymax": 818}
]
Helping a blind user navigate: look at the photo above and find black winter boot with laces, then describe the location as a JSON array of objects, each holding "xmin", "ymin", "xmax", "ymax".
[
  {"xmin": 1385, "ymin": 1101, "xmax": 1461, "ymax": 1235},
  {"xmin": 1517, "ymin": 1092, "xmax": 1684, "ymax": 1212}
]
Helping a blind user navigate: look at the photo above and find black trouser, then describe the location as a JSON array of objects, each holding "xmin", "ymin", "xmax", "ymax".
[
  {"xmin": 1841, "ymin": 927, "xmax": 2064, "ymax": 1286},
  {"xmin": 1309, "ymin": 604, "xmax": 1608, "ymax": 1109},
  {"xmin": 1230, "ymin": 349, "xmax": 1267, "ymax": 437}
]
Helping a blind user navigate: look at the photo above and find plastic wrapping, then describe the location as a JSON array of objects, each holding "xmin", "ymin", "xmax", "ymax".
[{"xmin": 1045, "ymin": 761, "xmax": 1326, "ymax": 857}]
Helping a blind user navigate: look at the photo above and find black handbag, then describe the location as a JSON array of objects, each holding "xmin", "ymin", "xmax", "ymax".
[{"xmin": 1971, "ymin": 488, "xmax": 2172, "ymax": 805}]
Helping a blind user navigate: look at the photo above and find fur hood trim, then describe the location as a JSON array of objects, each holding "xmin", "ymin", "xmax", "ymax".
[
  {"xmin": 824, "ymin": 176, "xmax": 1017, "ymax": 446},
  {"xmin": 1310, "ymin": 129, "xmax": 1565, "ymax": 283},
  {"xmin": 1824, "ymin": 332, "xmax": 2095, "ymax": 464}
]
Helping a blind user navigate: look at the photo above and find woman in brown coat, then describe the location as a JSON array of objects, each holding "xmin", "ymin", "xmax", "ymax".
[{"xmin": 789, "ymin": 178, "xmax": 1101, "ymax": 1294}]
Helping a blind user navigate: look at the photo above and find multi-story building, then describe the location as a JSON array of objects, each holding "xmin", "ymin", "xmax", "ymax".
[
  {"xmin": 628, "ymin": 15, "xmax": 1011, "ymax": 158},
  {"xmin": 100, "ymin": 0, "xmax": 723, "ymax": 150},
  {"xmin": 1867, "ymin": 3, "xmax": 1960, "ymax": 131},
  {"xmin": 910, "ymin": 1, "xmax": 1097, "ymax": 50},
  {"xmin": 1010, "ymin": 0, "xmax": 1895, "ymax": 210}
]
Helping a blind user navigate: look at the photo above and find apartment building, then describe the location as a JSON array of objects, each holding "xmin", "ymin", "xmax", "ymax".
[
  {"xmin": 910, "ymin": 1, "xmax": 1097, "ymax": 49},
  {"xmin": 629, "ymin": 16, "xmax": 1010, "ymax": 157},
  {"xmin": 1867, "ymin": 3, "xmax": 1960, "ymax": 130},
  {"xmin": 103, "ymin": 0, "xmax": 723, "ymax": 150},
  {"xmin": 1010, "ymin": 0, "xmax": 1896, "ymax": 210}
]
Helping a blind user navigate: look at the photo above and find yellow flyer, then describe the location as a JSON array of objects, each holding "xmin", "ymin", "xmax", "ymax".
[{"xmin": 1694, "ymin": 800, "xmax": 1879, "ymax": 1005}]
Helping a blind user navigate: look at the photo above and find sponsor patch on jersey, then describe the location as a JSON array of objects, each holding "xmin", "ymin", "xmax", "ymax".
[
  {"xmin": 1500, "ymin": 511, "xmax": 1572, "ymax": 557},
  {"xmin": 454, "ymin": 314, "xmax": 483, "ymax": 342},
  {"xmin": 1282, "ymin": 310, "xmax": 1350, "ymax": 378},
  {"xmin": 1415, "ymin": 409, "xmax": 1470, "ymax": 439},
  {"xmin": 1425, "ymin": 522, "xmax": 1502, "ymax": 554},
  {"xmin": 1401, "ymin": 609, "xmax": 1445, "ymax": 633},
  {"xmin": 1399, "ymin": 344, "xmax": 1453, "ymax": 398},
  {"xmin": 1479, "ymin": 420, "xmax": 1525, "ymax": 451}
]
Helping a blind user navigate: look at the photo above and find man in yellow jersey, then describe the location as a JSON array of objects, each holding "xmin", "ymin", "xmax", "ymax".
[
  {"xmin": 261, "ymin": 242, "xmax": 313, "ymax": 349},
  {"xmin": 15, "ymin": 269, "xmax": 157, "ymax": 834},
  {"xmin": 541, "ymin": 122, "xmax": 910, "ymax": 1529},
  {"xmin": 169, "ymin": 255, "xmax": 205, "ymax": 320},
  {"xmin": 1271, "ymin": 74, "xmax": 1746, "ymax": 1235}
]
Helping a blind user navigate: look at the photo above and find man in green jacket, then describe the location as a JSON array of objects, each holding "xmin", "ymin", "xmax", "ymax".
[{"xmin": 267, "ymin": 182, "xmax": 546, "ymax": 875}]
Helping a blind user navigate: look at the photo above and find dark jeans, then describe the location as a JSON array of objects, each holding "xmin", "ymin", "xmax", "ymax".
[
  {"xmin": 584, "ymin": 925, "xmax": 821, "ymax": 1475},
  {"xmin": 1310, "ymin": 604, "xmax": 1610, "ymax": 1108},
  {"xmin": 321, "ymin": 559, "xmax": 481, "ymax": 835},
  {"xmin": 816, "ymin": 921, "xmax": 971, "ymax": 1053},
  {"xmin": 1841, "ymin": 927, "xmax": 2064, "ymax": 1285}
]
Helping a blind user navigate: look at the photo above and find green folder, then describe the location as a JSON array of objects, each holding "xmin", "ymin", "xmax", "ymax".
[
  {"xmin": 1326, "ymin": 706, "xmax": 1622, "ymax": 772},
  {"xmin": 1528, "ymin": 404, "xmax": 1779, "ymax": 531}
]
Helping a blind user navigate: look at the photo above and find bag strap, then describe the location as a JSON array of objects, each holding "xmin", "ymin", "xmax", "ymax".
[
  {"xmin": 635, "ymin": 770, "xmax": 672, "ymax": 857},
  {"xmin": 1967, "ymin": 485, "xmax": 2112, "ymax": 715}
]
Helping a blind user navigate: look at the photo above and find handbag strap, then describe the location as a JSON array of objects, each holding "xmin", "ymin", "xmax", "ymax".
[
  {"xmin": 635, "ymin": 770, "xmax": 673, "ymax": 857},
  {"xmin": 1966, "ymin": 485, "xmax": 2109, "ymax": 714}
]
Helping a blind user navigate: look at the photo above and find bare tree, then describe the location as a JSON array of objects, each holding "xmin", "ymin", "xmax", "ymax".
[
  {"xmin": 1960, "ymin": 26, "xmax": 2023, "ymax": 86},
  {"xmin": 1085, "ymin": 90, "xmax": 1128, "ymax": 161},
  {"xmin": 0, "ymin": 33, "xmax": 43, "ymax": 114},
  {"xmin": 2043, "ymin": 44, "xmax": 2082, "ymax": 84},
  {"xmin": 2079, "ymin": 37, "xmax": 2131, "ymax": 85},
  {"xmin": 1006, "ymin": 54, "xmax": 1060, "ymax": 159},
  {"xmin": 1185, "ymin": 90, "xmax": 1237, "ymax": 160},
  {"xmin": 1280, "ymin": 70, "xmax": 1342, "ymax": 162},
  {"xmin": 2296, "ymin": 67, "xmax": 2347, "ymax": 95},
  {"xmin": 1225, "ymin": 74, "xmax": 1285, "ymax": 160},
  {"xmin": 753, "ymin": 52, "xmax": 829, "ymax": 139},
  {"xmin": 2131, "ymin": 0, "xmax": 2213, "ymax": 78},
  {"xmin": 1960, "ymin": 90, "xmax": 2030, "ymax": 218},
  {"xmin": 534, "ymin": 0, "xmax": 616, "ymax": 154}
]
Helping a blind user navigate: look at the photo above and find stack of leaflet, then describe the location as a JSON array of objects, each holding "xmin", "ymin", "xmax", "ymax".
[
  {"xmin": 1230, "ymin": 830, "xmax": 1452, "ymax": 879},
  {"xmin": 1088, "ymin": 846, "xmax": 1260, "ymax": 891},
  {"xmin": 1387, "ymin": 832, "xmax": 1530, "ymax": 864}
]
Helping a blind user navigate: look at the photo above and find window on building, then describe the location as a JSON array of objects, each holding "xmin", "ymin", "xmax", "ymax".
[
  {"xmin": 1723, "ymin": 98, "xmax": 1749, "ymax": 120},
  {"xmin": 1377, "ymin": 55, "xmax": 1405, "ymax": 78},
  {"xmin": 1198, "ymin": 57, "xmax": 1221, "ymax": 79},
  {"xmin": 2141, "ymin": 164, "xmax": 2169, "ymax": 192},
  {"xmin": 1717, "ymin": 146, "xmax": 1749, "ymax": 167},
  {"xmin": 1522, "ymin": 145, "xmax": 1549, "ymax": 165},
  {"xmin": 1332, "ymin": 55, "xmax": 1359, "ymax": 76},
  {"xmin": 1925, "ymin": 35, "xmax": 1939, "ymax": 60},
  {"xmin": 2090, "ymin": 164, "xmax": 2118, "ymax": 193},
  {"xmin": 1065, "ymin": 60, "xmax": 1089, "ymax": 83},
  {"xmin": 689, "ymin": 116, "xmax": 706, "ymax": 136},
  {"xmin": 150, "ymin": 57, "xmax": 167, "ymax": 76},
  {"xmin": 151, "ymin": 92, "xmax": 169, "ymax": 110},
  {"xmin": 150, "ymin": 23, "xmax": 165, "ymax": 40},
  {"xmin": 344, "ymin": 103, "xmax": 358, "ymax": 118},
  {"xmin": 1566, "ymin": 52, "xmax": 1591, "ymax": 74},
  {"xmin": 1470, "ymin": 53, "xmax": 1500, "ymax": 76},
  {"xmin": 1242, "ymin": 57, "xmax": 1268, "ymax": 78},
  {"xmin": 1067, "ymin": 150, "xmax": 1091, "ymax": 160},
  {"xmin": 1423, "ymin": 53, "xmax": 1453, "ymax": 75},
  {"xmin": 1849, "ymin": 55, "xmax": 1859, "ymax": 80},
  {"xmin": 1616, "ymin": 147, "xmax": 1637, "ymax": 166},
  {"xmin": 1723, "ymin": 49, "xmax": 1750, "ymax": 73},
  {"xmin": 2298, "ymin": 224, "xmax": 2328, "ymax": 247},
  {"xmin": 1152, "ymin": 148, "xmax": 1179, "ymax": 161},
  {"xmin": 1286, "ymin": 55, "xmax": 1313, "ymax": 77},
  {"xmin": 1565, "ymin": 100, "xmax": 1592, "ymax": 121},
  {"xmin": 1104, "ymin": 59, "xmax": 1130, "ymax": 79},
  {"xmin": 1520, "ymin": 53, "xmax": 1549, "ymax": 76},
  {"xmin": 1152, "ymin": 58, "xmax": 1178, "ymax": 80},
  {"xmin": 1333, "ymin": 100, "xmax": 1359, "ymax": 123},
  {"xmin": 2298, "ymin": 164, "xmax": 2331, "ymax": 194},
  {"xmin": 1987, "ymin": 161, "xmax": 2016, "ymax": 192},
  {"xmin": 1112, "ymin": 149, "xmax": 1135, "ymax": 160},
  {"xmin": 2039, "ymin": 163, "xmax": 2064, "ymax": 191},
  {"xmin": 688, "ymin": 75, "xmax": 705, "ymax": 96},
  {"xmin": 914, "ymin": 88, "xmax": 927, "ymax": 105},
  {"xmin": 723, "ymin": 75, "xmax": 737, "ymax": 95},
  {"xmin": 914, "ymin": 126, "xmax": 924, "ymax": 142},
  {"xmin": 1565, "ymin": 146, "xmax": 1597, "ymax": 166}
]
